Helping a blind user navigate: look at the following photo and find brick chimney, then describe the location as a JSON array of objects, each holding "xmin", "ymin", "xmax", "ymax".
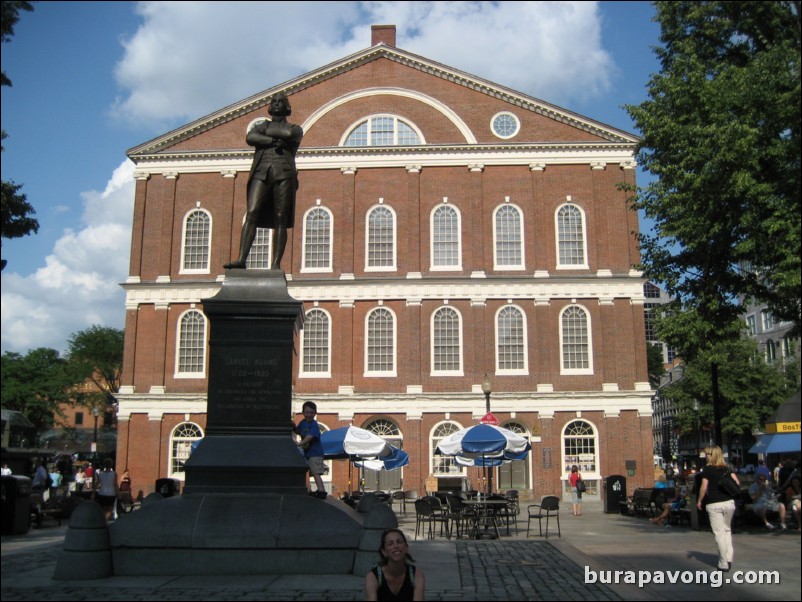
[{"xmin": 371, "ymin": 24, "xmax": 396, "ymax": 47}]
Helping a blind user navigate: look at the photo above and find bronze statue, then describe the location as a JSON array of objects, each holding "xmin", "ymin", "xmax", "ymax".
[{"xmin": 225, "ymin": 93, "xmax": 303, "ymax": 270}]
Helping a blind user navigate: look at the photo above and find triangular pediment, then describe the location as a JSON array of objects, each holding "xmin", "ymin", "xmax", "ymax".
[{"xmin": 128, "ymin": 42, "xmax": 638, "ymax": 159}]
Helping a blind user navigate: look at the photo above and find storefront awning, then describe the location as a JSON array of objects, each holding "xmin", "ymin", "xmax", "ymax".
[{"xmin": 748, "ymin": 433, "xmax": 801, "ymax": 455}]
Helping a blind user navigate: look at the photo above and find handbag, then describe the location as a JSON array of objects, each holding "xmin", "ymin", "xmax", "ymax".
[
  {"xmin": 576, "ymin": 478, "xmax": 586, "ymax": 493},
  {"xmin": 718, "ymin": 470, "xmax": 740, "ymax": 499}
]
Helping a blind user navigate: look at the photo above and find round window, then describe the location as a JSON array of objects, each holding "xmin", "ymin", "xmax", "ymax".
[{"xmin": 491, "ymin": 112, "xmax": 520, "ymax": 139}]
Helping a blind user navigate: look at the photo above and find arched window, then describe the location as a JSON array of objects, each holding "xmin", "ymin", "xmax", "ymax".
[
  {"xmin": 245, "ymin": 227, "xmax": 271, "ymax": 269},
  {"xmin": 181, "ymin": 209, "xmax": 211, "ymax": 273},
  {"xmin": 366, "ymin": 205, "xmax": 396, "ymax": 270},
  {"xmin": 560, "ymin": 305, "xmax": 592, "ymax": 374},
  {"xmin": 169, "ymin": 422, "xmax": 204, "ymax": 480},
  {"xmin": 556, "ymin": 203, "xmax": 587, "ymax": 268},
  {"xmin": 432, "ymin": 306, "xmax": 462, "ymax": 374},
  {"xmin": 431, "ymin": 205, "xmax": 461, "ymax": 269},
  {"xmin": 431, "ymin": 421, "xmax": 465, "ymax": 476},
  {"xmin": 494, "ymin": 204, "xmax": 524, "ymax": 269},
  {"xmin": 302, "ymin": 207, "xmax": 332, "ymax": 272},
  {"xmin": 365, "ymin": 418, "xmax": 402, "ymax": 443},
  {"xmin": 498, "ymin": 421, "xmax": 530, "ymax": 490},
  {"xmin": 562, "ymin": 420, "xmax": 598, "ymax": 485},
  {"xmin": 366, "ymin": 307, "xmax": 395, "ymax": 376},
  {"xmin": 301, "ymin": 308, "xmax": 331, "ymax": 376},
  {"xmin": 364, "ymin": 419, "xmax": 403, "ymax": 490},
  {"xmin": 176, "ymin": 310, "xmax": 206, "ymax": 376},
  {"xmin": 496, "ymin": 306, "xmax": 527, "ymax": 373},
  {"xmin": 343, "ymin": 115, "xmax": 422, "ymax": 146}
]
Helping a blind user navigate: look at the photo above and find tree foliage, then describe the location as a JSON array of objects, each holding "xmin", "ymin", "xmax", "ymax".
[
  {"xmin": 662, "ymin": 336, "xmax": 790, "ymax": 446},
  {"xmin": 0, "ymin": 325, "xmax": 124, "ymax": 430},
  {"xmin": 1, "ymin": 1, "xmax": 37, "ymax": 271},
  {"xmin": 626, "ymin": 1, "xmax": 801, "ymax": 351},
  {"xmin": 647, "ymin": 342, "xmax": 667, "ymax": 388},
  {"xmin": 1, "ymin": 348, "xmax": 82, "ymax": 430},
  {"xmin": 67, "ymin": 325, "xmax": 124, "ymax": 407}
]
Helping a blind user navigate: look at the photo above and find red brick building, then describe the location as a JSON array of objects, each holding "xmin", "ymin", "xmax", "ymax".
[{"xmin": 117, "ymin": 26, "xmax": 653, "ymax": 499}]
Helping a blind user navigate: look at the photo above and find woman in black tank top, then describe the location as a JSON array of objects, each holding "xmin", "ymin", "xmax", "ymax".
[{"xmin": 364, "ymin": 528, "xmax": 426, "ymax": 601}]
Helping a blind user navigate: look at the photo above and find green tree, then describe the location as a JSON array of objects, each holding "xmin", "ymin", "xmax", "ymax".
[
  {"xmin": 66, "ymin": 325, "xmax": 124, "ymax": 410},
  {"xmin": 1, "ymin": 1, "xmax": 37, "ymax": 271},
  {"xmin": 1, "ymin": 348, "xmax": 81, "ymax": 430},
  {"xmin": 626, "ymin": 1, "xmax": 801, "ymax": 350},
  {"xmin": 647, "ymin": 342, "xmax": 666, "ymax": 388},
  {"xmin": 662, "ymin": 336, "xmax": 789, "ymax": 450}
]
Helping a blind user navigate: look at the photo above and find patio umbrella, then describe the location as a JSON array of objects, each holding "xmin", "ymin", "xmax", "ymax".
[
  {"xmin": 354, "ymin": 445, "xmax": 410, "ymax": 471},
  {"xmin": 320, "ymin": 425, "xmax": 393, "ymax": 494},
  {"xmin": 436, "ymin": 424, "xmax": 530, "ymax": 458},
  {"xmin": 437, "ymin": 424, "xmax": 531, "ymax": 494},
  {"xmin": 320, "ymin": 425, "xmax": 391, "ymax": 459}
]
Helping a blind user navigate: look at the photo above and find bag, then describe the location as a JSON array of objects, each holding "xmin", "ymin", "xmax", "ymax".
[
  {"xmin": 718, "ymin": 470, "xmax": 740, "ymax": 499},
  {"xmin": 576, "ymin": 478, "xmax": 586, "ymax": 493}
]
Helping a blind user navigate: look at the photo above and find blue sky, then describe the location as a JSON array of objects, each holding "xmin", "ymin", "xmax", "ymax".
[{"xmin": 1, "ymin": 1, "xmax": 661, "ymax": 354}]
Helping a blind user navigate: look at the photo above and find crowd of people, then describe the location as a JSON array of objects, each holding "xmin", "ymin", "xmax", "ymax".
[{"xmin": 15, "ymin": 455, "xmax": 135, "ymax": 523}]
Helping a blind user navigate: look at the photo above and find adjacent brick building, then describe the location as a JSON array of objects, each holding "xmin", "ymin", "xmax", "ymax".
[{"xmin": 117, "ymin": 26, "xmax": 654, "ymax": 499}]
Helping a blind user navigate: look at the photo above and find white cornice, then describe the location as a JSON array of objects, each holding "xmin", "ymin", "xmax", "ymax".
[
  {"xmin": 128, "ymin": 142, "xmax": 636, "ymax": 175},
  {"xmin": 122, "ymin": 275, "xmax": 647, "ymax": 308},
  {"xmin": 116, "ymin": 390, "xmax": 653, "ymax": 421}
]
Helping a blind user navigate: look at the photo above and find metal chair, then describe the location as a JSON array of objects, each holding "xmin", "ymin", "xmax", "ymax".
[
  {"xmin": 414, "ymin": 498, "xmax": 437, "ymax": 540},
  {"xmin": 423, "ymin": 495, "xmax": 450, "ymax": 538},
  {"xmin": 402, "ymin": 489, "xmax": 419, "ymax": 515},
  {"xmin": 446, "ymin": 494, "xmax": 475, "ymax": 539},
  {"xmin": 527, "ymin": 495, "xmax": 561, "ymax": 539}
]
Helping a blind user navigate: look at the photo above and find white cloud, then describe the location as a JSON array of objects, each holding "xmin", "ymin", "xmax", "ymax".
[
  {"xmin": 0, "ymin": 161, "xmax": 135, "ymax": 355},
  {"xmin": 111, "ymin": 0, "xmax": 613, "ymax": 125}
]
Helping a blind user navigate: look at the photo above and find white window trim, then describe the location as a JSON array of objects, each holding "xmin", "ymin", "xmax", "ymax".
[
  {"xmin": 364, "ymin": 307, "xmax": 397, "ymax": 377},
  {"xmin": 495, "ymin": 305, "xmax": 529, "ymax": 375},
  {"xmin": 430, "ymin": 420, "xmax": 467, "ymax": 477},
  {"xmin": 430, "ymin": 306, "xmax": 464, "ymax": 376},
  {"xmin": 168, "ymin": 422, "xmax": 204, "ymax": 481},
  {"xmin": 179, "ymin": 208, "xmax": 212, "ymax": 275},
  {"xmin": 174, "ymin": 309, "xmax": 207, "ymax": 379},
  {"xmin": 339, "ymin": 114, "xmax": 426, "ymax": 147},
  {"xmin": 554, "ymin": 203, "xmax": 589, "ymax": 270},
  {"xmin": 365, "ymin": 204, "xmax": 397, "ymax": 272},
  {"xmin": 561, "ymin": 419, "xmax": 600, "ymax": 481},
  {"xmin": 558, "ymin": 304, "xmax": 594, "ymax": 375},
  {"xmin": 429, "ymin": 204, "xmax": 463, "ymax": 271},
  {"xmin": 492, "ymin": 204, "xmax": 525, "ymax": 271},
  {"xmin": 299, "ymin": 307, "xmax": 332, "ymax": 378},
  {"xmin": 301, "ymin": 206, "xmax": 334, "ymax": 273},
  {"xmin": 490, "ymin": 111, "xmax": 521, "ymax": 140}
]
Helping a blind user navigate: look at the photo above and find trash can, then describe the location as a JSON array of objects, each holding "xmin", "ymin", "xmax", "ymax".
[
  {"xmin": 603, "ymin": 475, "xmax": 627, "ymax": 514},
  {"xmin": 1, "ymin": 475, "xmax": 32, "ymax": 535},
  {"xmin": 155, "ymin": 478, "xmax": 181, "ymax": 497}
]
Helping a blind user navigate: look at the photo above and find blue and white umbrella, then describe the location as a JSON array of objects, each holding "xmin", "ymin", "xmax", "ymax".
[
  {"xmin": 321, "ymin": 425, "xmax": 391, "ymax": 460},
  {"xmin": 354, "ymin": 445, "xmax": 410, "ymax": 471},
  {"xmin": 436, "ymin": 423, "xmax": 530, "ymax": 459}
]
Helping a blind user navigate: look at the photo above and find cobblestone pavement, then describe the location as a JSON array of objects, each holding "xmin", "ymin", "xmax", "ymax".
[{"xmin": 2, "ymin": 500, "xmax": 799, "ymax": 601}]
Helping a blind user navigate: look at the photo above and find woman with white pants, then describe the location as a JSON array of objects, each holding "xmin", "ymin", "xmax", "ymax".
[{"xmin": 697, "ymin": 445, "xmax": 740, "ymax": 572}]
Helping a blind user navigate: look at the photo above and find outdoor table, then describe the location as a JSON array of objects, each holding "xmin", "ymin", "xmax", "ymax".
[{"xmin": 463, "ymin": 498, "xmax": 508, "ymax": 539}]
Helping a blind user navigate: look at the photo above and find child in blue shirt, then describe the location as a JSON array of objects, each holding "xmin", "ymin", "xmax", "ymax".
[{"xmin": 293, "ymin": 401, "xmax": 327, "ymax": 498}]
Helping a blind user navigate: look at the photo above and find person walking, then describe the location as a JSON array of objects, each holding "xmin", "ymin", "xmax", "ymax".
[
  {"xmin": 569, "ymin": 465, "xmax": 583, "ymax": 516},
  {"xmin": 697, "ymin": 446, "xmax": 739, "ymax": 571}
]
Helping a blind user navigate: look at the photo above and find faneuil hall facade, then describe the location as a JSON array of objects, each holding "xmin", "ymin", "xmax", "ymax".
[{"xmin": 117, "ymin": 26, "xmax": 654, "ymax": 501}]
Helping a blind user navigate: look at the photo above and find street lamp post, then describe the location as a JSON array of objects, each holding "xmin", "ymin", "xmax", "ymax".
[
  {"xmin": 481, "ymin": 374, "xmax": 493, "ymax": 494},
  {"xmin": 92, "ymin": 406, "xmax": 100, "ymax": 454}
]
